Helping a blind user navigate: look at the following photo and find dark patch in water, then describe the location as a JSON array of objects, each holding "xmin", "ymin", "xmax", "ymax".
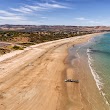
[
  {"xmin": 66, "ymin": 55, "xmax": 77, "ymax": 67},
  {"xmin": 68, "ymin": 55, "xmax": 76, "ymax": 60},
  {"xmin": 90, "ymin": 49, "xmax": 110, "ymax": 55}
]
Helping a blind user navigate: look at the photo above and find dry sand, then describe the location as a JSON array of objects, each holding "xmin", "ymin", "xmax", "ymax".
[{"xmin": 0, "ymin": 33, "xmax": 108, "ymax": 110}]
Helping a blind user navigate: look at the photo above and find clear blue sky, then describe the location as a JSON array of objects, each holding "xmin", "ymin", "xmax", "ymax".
[{"xmin": 0, "ymin": 0, "xmax": 110, "ymax": 26}]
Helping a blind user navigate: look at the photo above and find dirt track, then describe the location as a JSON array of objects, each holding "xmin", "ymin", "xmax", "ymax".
[{"xmin": 0, "ymin": 34, "xmax": 108, "ymax": 110}]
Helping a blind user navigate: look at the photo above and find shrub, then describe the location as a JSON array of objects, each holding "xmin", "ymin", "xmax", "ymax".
[{"xmin": 12, "ymin": 45, "xmax": 23, "ymax": 50}]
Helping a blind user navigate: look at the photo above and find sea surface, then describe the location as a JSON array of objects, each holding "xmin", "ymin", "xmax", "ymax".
[
  {"xmin": 87, "ymin": 33, "xmax": 110, "ymax": 106},
  {"xmin": 68, "ymin": 33, "xmax": 110, "ymax": 107}
]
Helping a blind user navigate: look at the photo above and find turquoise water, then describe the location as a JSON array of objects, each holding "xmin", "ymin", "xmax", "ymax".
[
  {"xmin": 88, "ymin": 33, "xmax": 110, "ymax": 105},
  {"xmin": 68, "ymin": 33, "xmax": 110, "ymax": 106}
]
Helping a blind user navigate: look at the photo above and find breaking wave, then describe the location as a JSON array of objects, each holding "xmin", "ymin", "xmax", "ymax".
[{"xmin": 87, "ymin": 48, "xmax": 110, "ymax": 106}]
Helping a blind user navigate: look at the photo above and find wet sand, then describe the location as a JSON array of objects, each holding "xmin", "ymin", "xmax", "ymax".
[
  {"xmin": 0, "ymin": 33, "xmax": 108, "ymax": 110},
  {"xmin": 67, "ymin": 42, "xmax": 109, "ymax": 110}
]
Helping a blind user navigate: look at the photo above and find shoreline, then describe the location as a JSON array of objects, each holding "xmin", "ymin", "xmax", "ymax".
[
  {"xmin": 67, "ymin": 32, "xmax": 109, "ymax": 109},
  {"xmin": 87, "ymin": 48, "xmax": 110, "ymax": 107},
  {"xmin": 0, "ymin": 32, "xmax": 108, "ymax": 110}
]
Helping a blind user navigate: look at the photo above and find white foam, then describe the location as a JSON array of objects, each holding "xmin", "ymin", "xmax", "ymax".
[
  {"xmin": 87, "ymin": 52, "xmax": 103, "ymax": 90},
  {"xmin": 87, "ymin": 48, "xmax": 92, "ymax": 53},
  {"xmin": 76, "ymin": 47, "xmax": 81, "ymax": 59},
  {"xmin": 87, "ymin": 49, "xmax": 110, "ymax": 106}
]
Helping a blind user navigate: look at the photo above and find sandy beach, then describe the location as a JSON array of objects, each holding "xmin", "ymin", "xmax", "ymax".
[{"xmin": 0, "ymin": 33, "xmax": 108, "ymax": 110}]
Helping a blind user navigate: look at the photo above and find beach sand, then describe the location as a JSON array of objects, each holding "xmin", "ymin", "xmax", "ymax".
[{"xmin": 0, "ymin": 33, "xmax": 108, "ymax": 110}]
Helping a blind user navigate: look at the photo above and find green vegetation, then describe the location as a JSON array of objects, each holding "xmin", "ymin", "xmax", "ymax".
[
  {"xmin": 0, "ymin": 30, "xmax": 93, "ymax": 55},
  {"xmin": 12, "ymin": 45, "xmax": 23, "ymax": 50},
  {"xmin": 17, "ymin": 42, "xmax": 35, "ymax": 46},
  {"xmin": 0, "ymin": 48, "xmax": 11, "ymax": 55},
  {"xmin": 0, "ymin": 31, "xmax": 92, "ymax": 43}
]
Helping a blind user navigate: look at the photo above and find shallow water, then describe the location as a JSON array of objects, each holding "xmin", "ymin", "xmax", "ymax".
[
  {"xmin": 68, "ymin": 33, "xmax": 110, "ymax": 107},
  {"xmin": 88, "ymin": 33, "xmax": 110, "ymax": 105}
]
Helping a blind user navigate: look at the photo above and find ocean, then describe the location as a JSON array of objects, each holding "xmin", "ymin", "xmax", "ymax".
[
  {"xmin": 87, "ymin": 33, "xmax": 110, "ymax": 106},
  {"xmin": 68, "ymin": 33, "xmax": 110, "ymax": 108}
]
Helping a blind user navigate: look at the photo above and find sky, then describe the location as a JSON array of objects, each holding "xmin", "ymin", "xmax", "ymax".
[{"xmin": 0, "ymin": 0, "xmax": 110, "ymax": 26}]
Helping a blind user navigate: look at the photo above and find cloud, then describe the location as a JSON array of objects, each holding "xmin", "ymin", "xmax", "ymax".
[
  {"xmin": 0, "ymin": 1, "xmax": 69, "ymax": 24},
  {"xmin": 41, "ymin": 16, "xmax": 47, "ymax": 19},
  {"xmin": 10, "ymin": 2, "xmax": 68, "ymax": 14},
  {"xmin": 75, "ymin": 17, "xmax": 89, "ymax": 21},
  {"xmin": 0, "ymin": 19, "xmax": 40, "ymax": 25},
  {"xmin": 11, "ymin": 7, "xmax": 33, "ymax": 14},
  {"xmin": 0, "ymin": 16, "xmax": 25, "ymax": 20},
  {"xmin": 0, "ymin": 10, "xmax": 16, "ymax": 16},
  {"xmin": 0, "ymin": 9, "xmax": 26, "ymax": 21},
  {"xmin": 75, "ymin": 17, "xmax": 100, "ymax": 25},
  {"xmin": 37, "ymin": 2, "xmax": 68, "ymax": 9},
  {"xmin": 25, "ymin": 5, "xmax": 45, "ymax": 11}
]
